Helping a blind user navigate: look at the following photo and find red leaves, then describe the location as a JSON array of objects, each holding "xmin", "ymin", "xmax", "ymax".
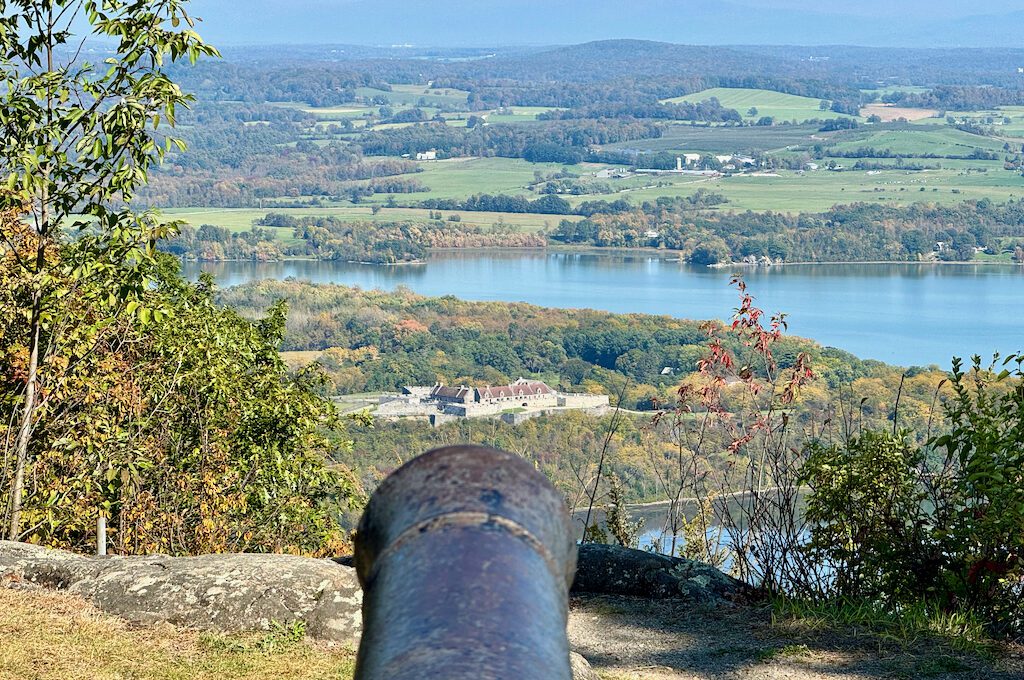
[{"xmin": 679, "ymin": 276, "xmax": 816, "ymax": 457}]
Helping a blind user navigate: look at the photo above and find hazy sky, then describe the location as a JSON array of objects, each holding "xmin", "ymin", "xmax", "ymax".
[{"xmin": 185, "ymin": 0, "xmax": 1024, "ymax": 47}]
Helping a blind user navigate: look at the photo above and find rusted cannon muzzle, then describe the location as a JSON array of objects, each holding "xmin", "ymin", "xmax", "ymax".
[{"xmin": 354, "ymin": 445, "xmax": 577, "ymax": 680}]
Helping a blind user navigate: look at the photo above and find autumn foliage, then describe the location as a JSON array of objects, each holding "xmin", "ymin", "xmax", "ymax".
[{"xmin": 1, "ymin": 210, "xmax": 357, "ymax": 556}]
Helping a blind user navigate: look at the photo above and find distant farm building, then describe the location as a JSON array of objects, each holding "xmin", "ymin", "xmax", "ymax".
[
  {"xmin": 375, "ymin": 378, "xmax": 609, "ymax": 421},
  {"xmin": 415, "ymin": 150, "xmax": 438, "ymax": 160},
  {"xmin": 635, "ymin": 155, "xmax": 720, "ymax": 176}
]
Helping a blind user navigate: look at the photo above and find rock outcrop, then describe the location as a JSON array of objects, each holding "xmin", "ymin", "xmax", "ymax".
[
  {"xmin": 1, "ymin": 540, "xmax": 747, "ymax": 652},
  {"xmin": 570, "ymin": 651, "xmax": 601, "ymax": 680},
  {"xmin": 571, "ymin": 543, "xmax": 750, "ymax": 603},
  {"xmin": 0, "ymin": 540, "xmax": 361, "ymax": 643}
]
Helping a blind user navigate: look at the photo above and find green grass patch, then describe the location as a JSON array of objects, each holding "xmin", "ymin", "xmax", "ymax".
[
  {"xmin": 484, "ymin": 106, "xmax": 563, "ymax": 124},
  {"xmin": 663, "ymin": 88, "xmax": 849, "ymax": 122},
  {"xmin": 564, "ymin": 164, "xmax": 1024, "ymax": 213},
  {"xmin": 355, "ymin": 84, "xmax": 469, "ymax": 108},
  {"xmin": 599, "ymin": 122, "xmax": 823, "ymax": 155},
  {"xmin": 771, "ymin": 596, "xmax": 998, "ymax": 658},
  {"xmin": 405, "ymin": 157, "xmax": 576, "ymax": 199},
  {"xmin": 828, "ymin": 125, "xmax": 1010, "ymax": 157},
  {"xmin": 163, "ymin": 205, "xmax": 579, "ymax": 236}
]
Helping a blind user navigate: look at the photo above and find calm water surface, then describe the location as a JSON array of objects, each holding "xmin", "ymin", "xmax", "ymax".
[{"xmin": 183, "ymin": 251, "xmax": 1024, "ymax": 366}]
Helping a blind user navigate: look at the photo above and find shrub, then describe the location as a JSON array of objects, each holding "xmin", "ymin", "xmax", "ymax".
[
  {"xmin": 796, "ymin": 354, "xmax": 1024, "ymax": 637},
  {"xmin": 931, "ymin": 355, "xmax": 1024, "ymax": 636},
  {"xmin": 801, "ymin": 430, "xmax": 937, "ymax": 602}
]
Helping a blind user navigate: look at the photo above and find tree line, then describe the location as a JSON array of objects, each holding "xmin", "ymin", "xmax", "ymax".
[{"xmin": 552, "ymin": 198, "xmax": 1024, "ymax": 264}]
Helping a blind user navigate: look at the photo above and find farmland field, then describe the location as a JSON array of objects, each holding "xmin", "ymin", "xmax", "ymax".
[
  {"xmin": 825, "ymin": 125, "xmax": 1010, "ymax": 157},
  {"xmin": 270, "ymin": 102, "xmax": 374, "ymax": 120},
  {"xmin": 354, "ymin": 84, "xmax": 470, "ymax": 107},
  {"xmin": 542, "ymin": 165, "xmax": 1023, "ymax": 213},
  {"xmin": 164, "ymin": 205, "xmax": 582, "ymax": 236},
  {"xmin": 484, "ymin": 106, "xmax": 563, "ymax": 124},
  {"xmin": 860, "ymin": 104, "xmax": 939, "ymax": 122},
  {"xmin": 398, "ymin": 157, "xmax": 578, "ymax": 198},
  {"xmin": 598, "ymin": 122, "xmax": 823, "ymax": 155},
  {"xmin": 662, "ymin": 88, "xmax": 849, "ymax": 121}
]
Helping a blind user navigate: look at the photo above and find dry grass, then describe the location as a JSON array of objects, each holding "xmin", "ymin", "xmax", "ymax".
[
  {"xmin": 0, "ymin": 588, "xmax": 356, "ymax": 680},
  {"xmin": 861, "ymin": 104, "xmax": 939, "ymax": 122}
]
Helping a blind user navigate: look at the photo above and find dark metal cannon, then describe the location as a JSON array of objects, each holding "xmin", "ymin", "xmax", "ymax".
[{"xmin": 353, "ymin": 445, "xmax": 577, "ymax": 680}]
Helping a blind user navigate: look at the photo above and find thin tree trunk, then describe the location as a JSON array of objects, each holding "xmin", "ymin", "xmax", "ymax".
[
  {"xmin": 9, "ymin": 11, "xmax": 54, "ymax": 541},
  {"xmin": 7, "ymin": 291, "xmax": 42, "ymax": 541}
]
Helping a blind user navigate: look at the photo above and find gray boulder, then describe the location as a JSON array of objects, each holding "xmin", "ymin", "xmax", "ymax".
[
  {"xmin": 571, "ymin": 543, "xmax": 750, "ymax": 603},
  {"xmin": 570, "ymin": 651, "xmax": 600, "ymax": 680},
  {"xmin": 0, "ymin": 539, "xmax": 746, "ymax": 652},
  {"xmin": 0, "ymin": 540, "xmax": 361, "ymax": 643}
]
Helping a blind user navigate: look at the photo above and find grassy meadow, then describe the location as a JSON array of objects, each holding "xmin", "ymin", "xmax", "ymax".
[
  {"xmin": 165, "ymin": 204, "xmax": 581, "ymax": 236},
  {"xmin": 598, "ymin": 122, "xmax": 825, "ymax": 155},
  {"xmin": 663, "ymin": 87, "xmax": 848, "ymax": 121},
  {"xmin": 354, "ymin": 84, "xmax": 470, "ymax": 107},
  {"xmin": 826, "ymin": 125, "xmax": 1011, "ymax": 157},
  {"xmin": 484, "ymin": 106, "xmax": 563, "ymax": 124}
]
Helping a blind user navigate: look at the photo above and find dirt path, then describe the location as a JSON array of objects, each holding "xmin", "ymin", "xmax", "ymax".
[{"xmin": 568, "ymin": 595, "xmax": 1024, "ymax": 680}]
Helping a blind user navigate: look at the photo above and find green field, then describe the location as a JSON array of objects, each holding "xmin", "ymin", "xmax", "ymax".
[
  {"xmin": 270, "ymin": 102, "xmax": 375, "ymax": 121},
  {"xmin": 827, "ymin": 125, "xmax": 1011, "ymax": 157},
  {"xmin": 663, "ymin": 88, "xmax": 849, "ymax": 121},
  {"xmin": 599, "ymin": 122, "xmax": 823, "ymax": 155},
  {"xmin": 164, "ymin": 204, "xmax": 582, "ymax": 236},
  {"xmin": 400, "ymin": 157, "xmax": 580, "ymax": 199},
  {"xmin": 480, "ymin": 164, "xmax": 1012, "ymax": 214},
  {"xmin": 355, "ymin": 84, "xmax": 469, "ymax": 107},
  {"xmin": 484, "ymin": 106, "xmax": 562, "ymax": 124},
  {"xmin": 168, "ymin": 154, "xmax": 1024, "ymax": 221}
]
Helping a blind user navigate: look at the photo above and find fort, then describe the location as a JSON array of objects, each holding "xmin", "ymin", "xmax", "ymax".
[{"xmin": 375, "ymin": 378, "xmax": 610, "ymax": 425}]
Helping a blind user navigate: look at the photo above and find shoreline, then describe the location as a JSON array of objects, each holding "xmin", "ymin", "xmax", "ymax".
[
  {"xmin": 711, "ymin": 258, "xmax": 1022, "ymax": 268},
  {"xmin": 177, "ymin": 247, "xmax": 1024, "ymax": 269}
]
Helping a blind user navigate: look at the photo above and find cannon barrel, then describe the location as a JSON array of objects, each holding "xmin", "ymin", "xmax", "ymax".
[{"xmin": 353, "ymin": 445, "xmax": 577, "ymax": 680}]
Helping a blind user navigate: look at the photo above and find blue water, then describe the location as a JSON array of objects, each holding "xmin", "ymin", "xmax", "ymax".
[{"xmin": 183, "ymin": 251, "xmax": 1024, "ymax": 367}]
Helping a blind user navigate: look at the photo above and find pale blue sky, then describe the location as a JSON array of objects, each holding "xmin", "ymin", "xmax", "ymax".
[{"xmin": 185, "ymin": 0, "xmax": 1024, "ymax": 47}]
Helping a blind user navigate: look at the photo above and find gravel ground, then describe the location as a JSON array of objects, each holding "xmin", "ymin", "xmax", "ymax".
[{"xmin": 568, "ymin": 594, "xmax": 1024, "ymax": 680}]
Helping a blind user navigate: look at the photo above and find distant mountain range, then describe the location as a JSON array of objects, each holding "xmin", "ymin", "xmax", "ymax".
[
  {"xmin": 209, "ymin": 39, "xmax": 1024, "ymax": 92},
  {"xmin": 189, "ymin": 0, "xmax": 1024, "ymax": 49}
]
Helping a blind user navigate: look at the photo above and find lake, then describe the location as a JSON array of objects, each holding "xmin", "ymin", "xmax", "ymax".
[{"xmin": 182, "ymin": 251, "xmax": 1024, "ymax": 367}]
